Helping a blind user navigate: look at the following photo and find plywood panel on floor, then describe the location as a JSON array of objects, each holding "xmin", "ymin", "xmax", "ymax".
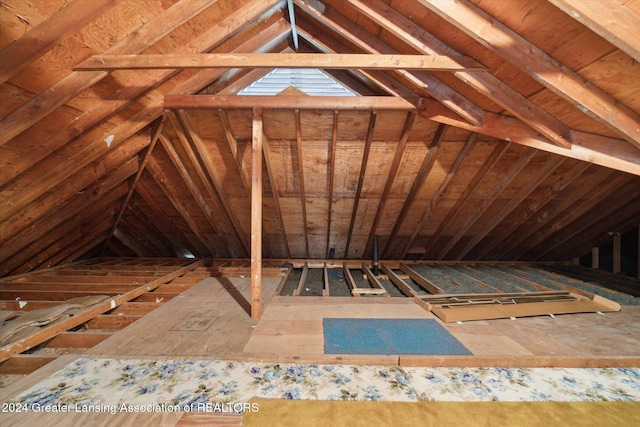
[
  {"xmin": 243, "ymin": 296, "xmax": 434, "ymax": 356},
  {"xmin": 88, "ymin": 277, "xmax": 281, "ymax": 357}
]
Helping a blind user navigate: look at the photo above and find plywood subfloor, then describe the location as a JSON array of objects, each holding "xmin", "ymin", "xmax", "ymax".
[
  {"xmin": 244, "ymin": 296, "xmax": 640, "ymax": 363},
  {"xmin": 88, "ymin": 277, "xmax": 281, "ymax": 357},
  {"xmin": 2, "ymin": 279, "xmax": 639, "ymax": 426}
]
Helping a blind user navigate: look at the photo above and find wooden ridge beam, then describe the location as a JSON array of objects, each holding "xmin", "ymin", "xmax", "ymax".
[
  {"xmin": 76, "ymin": 53, "xmax": 486, "ymax": 71},
  {"xmin": 420, "ymin": 0, "xmax": 640, "ymax": 149},
  {"xmin": 0, "ymin": 259, "xmax": 203, "ymax": 362},
  {"xmin": 165, "ymin": 95, "xmax": 417, "ymax": 110}
]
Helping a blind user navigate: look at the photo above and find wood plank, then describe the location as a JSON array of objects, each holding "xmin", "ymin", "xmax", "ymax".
[
  {"xmin": 361, "ymin": 263, "xmax": 389, "ymax": 297},
  {"xmin": 345, "ymin": 113, "xmax": 376, "ymax": 257},
  {"xmin": 342, "ymin": 263, "xmax": 359, "ymax": 297},
  {"xmin": 0, "ymin": 0, "xmax": 121, "ymax": 86},
  {"xmin": 0, "ymin": 260, "xmax": 203, "ymax": 362},
  {"xmin": 429, "ymin": 294, "xmax": 620, "ymax": 323},
  {"xmin": 380, "ymin": 263, "xmax": 417, "ymax": 297},
  {"xmin": 549, "ymin": 0, "xmax": 640, "ymax": 63},
  {"xmin": 251, "ymin": 108, "xmax": 263, "ymax": 318},
  {"xmin": 323, "ymin": 263, "xmax": 330, "ymax": 297},
  {"xmin": 400, "ymin": 264, "xmax": 443, "ymax": 295},
  {"xmin": 326, "ymin": 110, "xmax": 339, "ymax": 258},
  {"xmin": 45, "ymin": 331, "xmax": 113, "ymax": 348},
  {"xmin": 421, "ymin": 0, "xmax": 640, "ymax": 148},
  {"xmin": 0, "ymin": 355, "xmax": 57, "ymax": 375},
  {"xmin": 165, "ymin": 95, "xmax": 418, "ymax": 110},
  {"xmin": 293, "ymin": 263, "xmax": 309, "ymax": 297},
  {"xmin": 76, "ymin": 53, "xmax": 486, "ymax": 71},
  {"xmin": 399, "ymin": 355, "xmax": 640, "ymax": 368},
  {"xmin": 294, "ymin": 110, "xmax": 310, "ymax": 258}
]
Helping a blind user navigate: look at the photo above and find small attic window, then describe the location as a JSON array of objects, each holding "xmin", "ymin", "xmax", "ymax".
[{"xmin": 238, "ymin": 68, "xmax": 356, "ymax": 96}]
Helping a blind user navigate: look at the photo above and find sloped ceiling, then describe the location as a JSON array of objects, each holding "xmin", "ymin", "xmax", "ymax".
[{"xmin": 1, "ymin": 0, "xmax": 639, "ymax": 276}]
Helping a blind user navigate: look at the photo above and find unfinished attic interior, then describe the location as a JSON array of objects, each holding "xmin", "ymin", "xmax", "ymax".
[{"xmin": 1, "ymin": 0, "xmax": 640, "ymax": 424}]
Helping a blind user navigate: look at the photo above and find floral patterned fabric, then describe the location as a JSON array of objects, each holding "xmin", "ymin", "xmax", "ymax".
[{"xmin": 5, "ymin": 358, "xmax": 640, "ymax": 411}]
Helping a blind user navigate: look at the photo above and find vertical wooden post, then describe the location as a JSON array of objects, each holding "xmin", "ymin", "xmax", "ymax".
[
  {"xmin": 612, "ymin": 233, "xmax": 621, "ymax": 274},
  {"xmin": 591, "ymin": 247, "xmax": 599, "ymax": 269},
  {"xmin": 251, "ymin": 107, "xmax": 263, "ymax": 318},
  {"xmin": 637, "ymin": 225, "xmax": 640, "ymax": 279}
]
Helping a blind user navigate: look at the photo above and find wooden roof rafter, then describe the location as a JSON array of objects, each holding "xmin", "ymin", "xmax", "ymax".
[
  {"xmin": 101, "ymin": 116, "xmax": 166, "ymax": 257},
  {"xmin": 418, "ymin": 99, "xmax": 640, "ymax": 176},
  {"xmin": 170, "ymin": 110, "xmax": 250, "ymax": 257},
  {"xmin": 421, "ymin": 141, "xmax": 512, "ymax": 259},
  {"xmin": 344, "ymin": 111, "xmax": 377, "ymax": 258},
  {"xmin": 344, "ymin": 0, "xmax": 572, "ymax": 149},
  {"xmin": 435, "ymin": 147, "xmax": 537, "ymax": 260},
  {"xmin": 0, "ymin": 0, "xmax": 227, "ymax": 146},
  {"xmin": 420, "ymin": 0, "xmax": 640, "ymax": 149},
  {"xmin": 362, "ymin": 111, "xmax": 417, "ymax": 259},
  {"xmin": 473, "ymin": 160, "xmax": 592, "ymax": 260},
  {"xmin": 294, "ymin": 109, "xmax": 311, "ymax": 258},
  {"xmin": 133, "ymin": 181, "xmax": 204, "ymax": 258},
  {"xmin": 457, "ymin": 155, "xmax": 567, "ymax": 260},
  {"xmin": 261, "ymin": 128, "xmax": 292, "ymax": 259},
  {"xmin": 399, "ymin": 127, "xmax": 473, "ymax": 259},
  {"xmin": 144, "ymin": 155, "xmax": 219, "ymax": 257},
  {"xmin": 293, "ymin": 0, "xmax": 485, "ymax": 127}
]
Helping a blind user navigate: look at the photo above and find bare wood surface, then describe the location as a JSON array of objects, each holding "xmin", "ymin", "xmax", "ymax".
[
  {"xmin": 165, "ymin": 95, "xmax": 418, "ymax": 110},
  {"xmin": 76, "ymin": 53, "xmax": 486, "ymax": 71}
]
